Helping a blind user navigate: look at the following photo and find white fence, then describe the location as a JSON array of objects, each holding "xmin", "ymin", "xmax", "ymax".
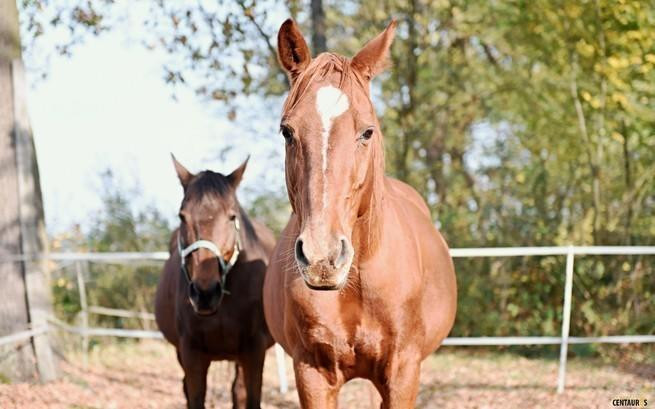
[{"xmin": 1, "ymin": 246, "xmax": 654, "ymax": 394}]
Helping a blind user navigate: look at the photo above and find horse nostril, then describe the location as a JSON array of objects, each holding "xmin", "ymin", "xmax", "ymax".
[
  {"xmin": 189, "ymin": 282, "xmax": 198, "ymax": 299},
  {"xmin": 295, "ymin": 239, "xmax": 309, "ymax": 268},
  {"xmin": 335, "ymin": 237, "xmax": 349, "ymax": 269}
]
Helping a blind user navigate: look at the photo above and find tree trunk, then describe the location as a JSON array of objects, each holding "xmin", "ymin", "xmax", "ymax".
[
  {"xmin": 310, "ymin": 0, "xmax": 326, "ymax": 54},
  {"xmin": 0, "ymin": 0, "xmax": 57, "ymax": 382}
]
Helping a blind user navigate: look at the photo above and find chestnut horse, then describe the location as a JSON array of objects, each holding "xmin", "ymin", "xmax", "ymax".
[
  {"xmin": 263, "ymin": 20, "xmax": 457, "ymax": 408},
  {"xmin": 155, "ymin": 156, "xmax": 275, "ymax": 409}
]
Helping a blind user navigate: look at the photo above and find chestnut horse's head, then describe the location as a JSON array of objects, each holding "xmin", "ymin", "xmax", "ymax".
[
  {"xmin": 277, "ymin": 19, "xmax": 396, "ymax": 290},
  {"xmin": 172, "ymin": 155, "xmax": 248, "ymax": 315}
]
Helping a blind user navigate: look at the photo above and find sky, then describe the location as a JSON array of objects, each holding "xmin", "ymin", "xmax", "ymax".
[{"xmin": 24, "ymin": 6, "xmax": 285, "ymax": 235}]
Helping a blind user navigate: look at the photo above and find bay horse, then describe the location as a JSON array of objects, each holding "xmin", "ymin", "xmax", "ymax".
[
  {"xmin": 263, "ymin": 19, "xmax": 457, "ymax": 408},
  {"xmin": 155, "ymin": 155, "xmax": 275, "ymax": 409}
]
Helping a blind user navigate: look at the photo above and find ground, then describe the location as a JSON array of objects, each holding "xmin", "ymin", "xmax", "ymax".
[{"xmin": 0, "ymin": 340, "xmax": 651, "ymax": 408}]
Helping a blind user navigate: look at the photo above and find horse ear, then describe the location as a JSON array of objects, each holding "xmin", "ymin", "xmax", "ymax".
[
  {"xmin": 277, "ymin": 19, "xmax": 311, "ymax": 83},
  {"xmin": 351, "ymin": 19, "xmax": 397, "ymax": 81},
  {"xmin": 227, "ymin": 156, "xmax": 249, "ymax": 188},
  {"xmin": 171, "ymin": 153, "xmax": 193, "ymax": 190}
]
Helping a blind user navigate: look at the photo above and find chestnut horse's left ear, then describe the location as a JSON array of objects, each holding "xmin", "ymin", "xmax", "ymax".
[
  {"xmin": 227, "ymin": 156, "xmax": 249, "ymax": 188},
  {"xmin": 351, "ymin": 19, "xmax": 397, "ymax": 81}
]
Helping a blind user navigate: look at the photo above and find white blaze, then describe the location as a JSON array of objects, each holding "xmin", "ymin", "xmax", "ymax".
[{"xmin": 315, "ymin": 85, "xmax": 349, "ymax": 210}]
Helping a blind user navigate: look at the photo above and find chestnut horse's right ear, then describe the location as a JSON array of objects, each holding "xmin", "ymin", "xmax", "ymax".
[
  {"xmin": 277, "ymin": 19, "xmax": 311, "ymax": 83},
  {"xmin": 171, "ymin": 153, "xmax": 193, "ymax": 190}
]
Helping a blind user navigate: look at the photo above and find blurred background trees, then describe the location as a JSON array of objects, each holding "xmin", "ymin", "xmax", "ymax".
[{"xmin": 17, "ymin": 0, "xmax": 654, "ymax": 358}]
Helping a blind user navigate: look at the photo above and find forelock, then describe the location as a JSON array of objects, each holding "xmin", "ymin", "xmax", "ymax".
[
  {"xmin": 184, "ymin": 171, "xmax": 234, "ymax": 210},
  {"xmin": 282, "ymin": 53, "xmax": 367, "ymax": 116}
]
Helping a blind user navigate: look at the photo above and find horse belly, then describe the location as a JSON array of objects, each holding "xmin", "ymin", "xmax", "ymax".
[{"xmin": 418, "ymin": 232, "xmax": 457, "ymax": 356}]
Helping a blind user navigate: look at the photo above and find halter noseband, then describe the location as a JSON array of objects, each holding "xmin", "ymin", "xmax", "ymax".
[{"xmin": 177, "ymin": 218, "xmax": 242, "ymax": 305}]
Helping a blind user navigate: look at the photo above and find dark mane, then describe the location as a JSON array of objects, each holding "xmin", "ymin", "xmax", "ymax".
[{"xmin": 282, "ymin": 52, "xmax": 368, "ymax": 116}]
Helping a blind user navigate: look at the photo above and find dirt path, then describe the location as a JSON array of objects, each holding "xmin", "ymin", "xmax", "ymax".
[{"xmin": 0, "ymin": 340, "xmax": 651, "ymax": 408}]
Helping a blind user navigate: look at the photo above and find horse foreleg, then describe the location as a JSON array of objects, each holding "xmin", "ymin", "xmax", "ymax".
[
  {"xmin": 180, "ymin": 347, "xmax": 210, "ymax": 409},
  {"xmin": 239, "ymin": 341, "xmax": 267, "ymax": 409},
  {"xmin": 293, "ymin": 358, "xmax": 341, "ymax": 409},
  {"xmin": 231, "ymin": 363, "xmax": 247, "ymax": 409},
  {"xmin": 375, "ymin": 353, "xmax": 421, "ymax": 409},
  {"xmin": 176, "ymin": 349, "xmax": 189, "ymax": 401}
]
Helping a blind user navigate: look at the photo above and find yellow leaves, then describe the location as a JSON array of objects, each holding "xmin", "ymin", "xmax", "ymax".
[
  {"xmin": 544, "ymin": 9, "xmax": 561, "ymax": 27},
  {"xmin": 645, "ymin": 54, "xmax": 655, "ymax": 64},
  {"xmin": 611, "ymin": 92, "xmax": 629, "ymax": 108},
  {"xmin": 564, "ymin": 3, "xmax": 582, "ymax": 19},
  {"xmin": 582, "ymin": 90, "xmax": 602, "ymax": 109},
  {"xmin": 626, "ymin": 30, "xmax": 643, "ymax": 41},
  {"xmin": 622, "ymin": 262, "xmax": 631, "ymax": 272},
  {"xmin": 629, "ymin": 55, "xmax": 643, "ymax": 65},
  {"xmin": 607, "ymin": 56, "xmax": 630, "ymax": 69},
  {"xmin": 507, "ymin": 303, "xmax": 520, "ymax": 317},
  {"xmin": 576, "ymin": 40, "xmax": 595, "ymax": 58},
  {"xmin": 611, "ymin": 131, "xmax": 623, "ymax": 143},
  {"xmin": 607, "ymin": 70, "xmax": 628, "ymax": 90},
  {"xmin": 515, "ymin": 172, "xmax": 526, "ymax": 183}
]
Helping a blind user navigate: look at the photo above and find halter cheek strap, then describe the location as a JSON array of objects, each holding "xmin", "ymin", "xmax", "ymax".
[{"xmin": 177, "ymin": 218, "xmax": 242, "ymax": 303}]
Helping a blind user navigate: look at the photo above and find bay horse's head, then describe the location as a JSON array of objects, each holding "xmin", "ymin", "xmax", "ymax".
[
  {"xmin": 277, "ymin": 19, "xmax": 396, "ymax": 290},
  {"xmin": 172, "ymin": 155, "xmax": 248, "ymax": 315}
]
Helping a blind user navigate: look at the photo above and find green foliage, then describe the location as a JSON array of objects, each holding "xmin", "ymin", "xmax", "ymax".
[
  {"xmin": 51, "ymin": 169, "xmax": 171, "ymax": 331},
  {"xmin": 244, "ymin": 186, "xmax": 292, "ymax": 235},
  {"xmin": 331, "ymin": 0, "xmax": 655, "ymax": 355},
  {"xmin": 27, "ymin": 1, "xmax": 654, "ymax": 357}
]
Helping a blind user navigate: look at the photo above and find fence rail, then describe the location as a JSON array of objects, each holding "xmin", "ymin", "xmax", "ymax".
[
  {"xmin": 1, "ymin": 246, "xmax": 654, "ymax": 394},
  {"xmin": 0, "ymin": 326, "xmax": 49, "ymax": 348}
]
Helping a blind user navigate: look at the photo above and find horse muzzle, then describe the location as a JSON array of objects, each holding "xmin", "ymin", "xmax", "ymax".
[
  {"xmin": 188, "ymin": 280, "xmax": 223, "ymax": 315},
  {"xmin": 299, "ymin": 259, "xmax": 350, "ymax": 291},
  {"xmin": 294, "ymin": 233, "xmax": 354, "ymax": 291}
]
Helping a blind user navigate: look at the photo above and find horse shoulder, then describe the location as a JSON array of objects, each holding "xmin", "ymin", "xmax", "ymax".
[
  {"xmin": 382, "ymin": 177, "xmax": 457, "ymax": 355},
  {"xmin": 384, "ymin": 177, "xmax": 431, "ymax": 219}
]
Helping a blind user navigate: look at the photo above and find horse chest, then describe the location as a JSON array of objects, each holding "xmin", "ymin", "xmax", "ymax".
[
  {"xmin": 180, "ymin": 310, "xmax": 244, "ymax": 357},
  {"xmin": 299, "ymin": 310, "xmax": 387, "ymax": 378}
]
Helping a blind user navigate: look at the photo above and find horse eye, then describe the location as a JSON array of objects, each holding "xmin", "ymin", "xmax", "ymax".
[
  {"xmin": 229, "ymin": 213, "xmax": 237, "ymax": 221},
  {"xmin": 280, "ymin": 125, "xmax": 293, "ymax": 143},
  {"xmin": 360, "ymin": 128, "xmax": 374, "ymax": 141}
]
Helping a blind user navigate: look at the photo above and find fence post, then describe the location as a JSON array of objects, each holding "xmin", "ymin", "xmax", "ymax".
[
  {"xmin": 75, "ymin": 261, "xmax": 89, "ymax": 367},
  {"xmin": 557, "ymin": 246, "xmax": 575, "ymax": 393},
  {"xmin": 274, "ymin": 343, "xmax": 288, "ymax": 394}
]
